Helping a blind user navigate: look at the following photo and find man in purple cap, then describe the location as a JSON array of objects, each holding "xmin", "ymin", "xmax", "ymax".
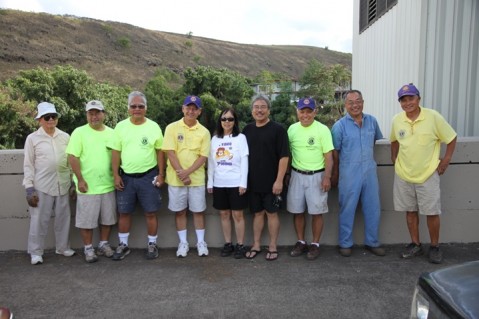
[
  {"xmin": 390, "ymin": 83, "xmax": 457, "ymax": 264},
  {"xmin": 286, "ymin": 97, "xmax": 334, "ymax": 260},
  {"xmin": 162, "ymin": 95, "xmax": 211, "ymax": 258}
]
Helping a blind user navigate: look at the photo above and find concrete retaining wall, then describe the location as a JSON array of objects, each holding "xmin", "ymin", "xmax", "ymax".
[{"xmin": 1, "ymin": 137, "xmax": 478, "ymax": 250}]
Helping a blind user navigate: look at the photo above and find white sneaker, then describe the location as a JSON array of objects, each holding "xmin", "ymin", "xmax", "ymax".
[
  {"xmin": 176, "ymin": 242, "xmax": 189, "ymax": 258},
  {"xmin": 84, "ymin": 247, "xmax": 98, "ymax": 263},
  {"xmin": 197, "ymin": 241, "xmax": 209, "ymax": 257},
  {"xmin": 31, "ymin": 255, "xmax": 43, "ymax": 265},
  {"xmin": 55, "ymin": 248, "xmax": 76, "ymax": 257}
]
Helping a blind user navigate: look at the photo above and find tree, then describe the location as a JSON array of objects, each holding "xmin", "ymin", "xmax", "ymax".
[
  {"xmin": 271, "ymin": 81, "xmax": 296, "ymax": 129},
  {"xmin": 182, "ymin": 66, "xmax": 254, "ymax": 133},
  {"xmin": 298, "ymin": 60, "xmax": 351, "ymax": 127},
  {"xmin": 144, "ymin": 70, "xmax": 180, "ymax": 131},
  {"xmin": 0, "ymin": 87, "xmax": 37, "ymax": 149},
  {"xmin": 2, "ymin": 65, "xmax": 131, "ymax": 148}
]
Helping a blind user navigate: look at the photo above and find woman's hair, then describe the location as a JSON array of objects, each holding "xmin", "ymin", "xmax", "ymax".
[{"xmin": 215, "ymin": 107, "xmax": 240, "ymax": 138}]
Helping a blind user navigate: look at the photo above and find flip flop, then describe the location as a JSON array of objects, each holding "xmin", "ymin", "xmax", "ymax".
[
  {"xmin": 245, "ymin": 249, "xmax": 261, "ymax": 259},
  {"xmin": 265, "ymin": 250, "xmax": 278, "ymax": 261}
]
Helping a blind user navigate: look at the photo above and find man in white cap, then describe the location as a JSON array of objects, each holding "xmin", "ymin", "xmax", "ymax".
[
  {"xmin": 23, "ymin": 102, "xmax": 75, "ymax": 265},
  {"xmin": 66, "ymin": 100, "xmax": 117, "ymax": 263}
]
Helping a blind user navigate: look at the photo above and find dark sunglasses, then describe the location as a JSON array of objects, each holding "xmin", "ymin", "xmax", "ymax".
[
  {"xmin": 221, "ymin": 117, "xmax": 235, "ymax": 122},
  {"xmin": 130, "ymin": 104, "xmax": 145, "ymax": 109},
  {"xmin": 42, "ymin": 114, "xmax": 58, "ymax": 121}
]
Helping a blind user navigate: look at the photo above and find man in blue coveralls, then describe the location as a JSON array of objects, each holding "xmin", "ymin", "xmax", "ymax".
[{"xmin": 331, "ymin": 90, "xmax": 385, "ymax": 257}]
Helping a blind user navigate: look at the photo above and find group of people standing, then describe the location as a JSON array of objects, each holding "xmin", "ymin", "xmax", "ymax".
[{"xmin": 22, "ymin": 83, "xmax": 456, "ymax": 266}]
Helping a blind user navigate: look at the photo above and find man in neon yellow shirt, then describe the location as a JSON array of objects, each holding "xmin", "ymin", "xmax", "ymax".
[
  {"xmin": 67, "ymin": 100, "xmax": 116, "ymax": 263},
  {"xmin": 162, "ymin": 95, "xmax": 211, "ymax": 258},
  {"xmin": 390, "ymin": 83, "xmax": 457, "ymax": 264},
  {"xmin": 287, "ymin": 98, "xmax": 334, "ymax": 260},
  {"xmin": 107, "ymin": 91, "xmax": 165, "ymax": 261}
]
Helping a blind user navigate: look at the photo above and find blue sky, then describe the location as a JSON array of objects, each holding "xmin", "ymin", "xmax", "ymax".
[{"xmin": 0, "ymin": 0, "xmax": 353, "ymax": 53}]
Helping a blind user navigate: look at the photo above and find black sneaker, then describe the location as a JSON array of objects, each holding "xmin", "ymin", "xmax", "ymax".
[
  {"xmin": 221, "ymin": 243, "xmax": 234, "ymax": 257},
  {"xmin": 112, "ymin": 243, "xmax": 131, "ymax": 261},
  {"xmin": 290, "ymin": 241, "xmax": 308, "ymax": 257},
  {"xmin": 401, "ymin": 243, "xmax": 424, "ymax": 259},
  {"xmin": 234, "ymin": 244, "xmax": 246, "ymax": 259},
  {"xmin": 428, "ymin": 246, "xmax": 443, "ymax": 264},
  {"xmin": 146, "ymin": 242, "xmax": 159, "ymax": 260}
]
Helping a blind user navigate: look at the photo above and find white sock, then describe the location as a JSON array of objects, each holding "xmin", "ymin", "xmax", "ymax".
[
  {"xmin": 84, "ymin": 244, "xmax": 93, "ymax": 252},
  {"xmin": 311, "ymin": 242, "xmax": 319, "ymax": 247},
  {"xmin": 98, "ymin": 241, "xmax": 108, "ymax": 248},
  {"xmin": 119, "ymin": 232, "xmax": 129, "ymax": 246},
  {"xmin": 148, "ymin": 235, "xmax": 157, "ymax": 244},
  {"xmin": 177, "ymin": 230, "xmax": 187, "ymax": 243},
  {"xmin": 196, "ymin": 229, "xmax": 205, "ymax": 243},
  {"xmin": 298, "ymin": 240, "xmax": 306, "ymax": 244}
]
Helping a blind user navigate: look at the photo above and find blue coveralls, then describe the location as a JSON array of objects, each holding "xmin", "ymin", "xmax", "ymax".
[{"xmin": 331, "ymin": 113, "xmax": 383, "ymax": 248}]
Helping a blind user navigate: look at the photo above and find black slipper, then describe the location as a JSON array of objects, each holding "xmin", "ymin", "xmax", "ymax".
[
  {"xmin": 245, "ymin": 249, "xmax": 261, "ymax": 259},
  {"xmin": 265, "ymin": 250, "xmax": 278, "ymax": 261}
]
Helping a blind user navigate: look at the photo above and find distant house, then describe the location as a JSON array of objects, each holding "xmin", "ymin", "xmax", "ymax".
[
  {"xmin": 251, "ymin": 80, "xmax": 351, "ymax": 104},
  {"xmin": 353, "ymin": 0, "xmax": 479, "ymax": 137}
]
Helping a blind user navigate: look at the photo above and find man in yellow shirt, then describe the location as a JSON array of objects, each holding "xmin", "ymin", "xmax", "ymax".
[
  {"xmin": 390, "ymin": 83, "xmax": 457, "ymax": 264},
  {"xmin": 162, "ymin": 95, "xmax": 211, "ymax": 258}
]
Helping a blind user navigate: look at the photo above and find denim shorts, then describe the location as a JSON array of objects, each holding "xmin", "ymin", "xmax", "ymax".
[{"xmin": 117, "ymin": 168, "xmax": 161, "ymax": 213}]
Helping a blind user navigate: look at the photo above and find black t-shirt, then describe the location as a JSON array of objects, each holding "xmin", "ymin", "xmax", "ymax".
[{"xmin": 242, "ymin": 120, "xmax": 290, "ymax": 193}]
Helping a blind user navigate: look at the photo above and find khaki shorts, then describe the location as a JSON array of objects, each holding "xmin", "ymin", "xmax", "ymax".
[
  {"xmin": 168, "ymin": 185, "xmax": 206, "ymax": 213},
  {"xmin": 286, "ymin": 170, "xmax": 329, "ymax": 215},
  {"xmin": 393, "ymin": 172, "xmax": 441, "ymax": 215},
  {"xmin": 75, "ymin": 191, "xmax": 117, "ymax": 229}
]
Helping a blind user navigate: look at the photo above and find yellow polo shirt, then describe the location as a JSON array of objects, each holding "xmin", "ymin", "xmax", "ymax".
[
  {"xmin": 390, "ymin": 107, "xmax": 456, "ymax": 183},
  {"xmin": 162, "ymin": 118, "xmax": 211, "ymax": 186}
]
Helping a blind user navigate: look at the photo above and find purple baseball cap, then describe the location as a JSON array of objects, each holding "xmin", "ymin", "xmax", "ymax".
[
  {"xmin": 397, "ymin": 83, "xmax": 420, "ymax": 101},
  {"xmin": 297, "ymin": 98, "xmax": 316, "ymax": 110},
  {"xmin": 183, "ymin": 95, "xmax": 202, "ymax": 108}
]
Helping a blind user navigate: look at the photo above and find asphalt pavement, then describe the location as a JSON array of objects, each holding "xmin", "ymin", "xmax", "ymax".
[{"xmin": 1, "ymin": 243, "xmax": 478, "ymax": 319}]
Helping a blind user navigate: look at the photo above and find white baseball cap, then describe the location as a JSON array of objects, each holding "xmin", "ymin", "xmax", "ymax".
[{"xmin": 85, "ymin": 100, "xmax": 105, "ymax": 111}]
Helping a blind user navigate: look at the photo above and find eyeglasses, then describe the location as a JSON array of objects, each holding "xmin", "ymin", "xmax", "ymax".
[
  {"xmin": 221, "ymin": 117, "xmax": 235, "ymax": 122},
  {"xmin": 129, "ymin": 104, "xmax": 145, "ymax": 109},
  {"xmin": 42, "ymin": 114, "xmax": 58, "ymax": 121},
  {"xmin": 253, "ymin": 105, "xmax": 268, "ymax": 110}
]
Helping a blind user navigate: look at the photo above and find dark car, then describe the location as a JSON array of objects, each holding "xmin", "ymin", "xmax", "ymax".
[{"xmin": 410, "ymin": 260, "xmax": 479, "ymax": 319}]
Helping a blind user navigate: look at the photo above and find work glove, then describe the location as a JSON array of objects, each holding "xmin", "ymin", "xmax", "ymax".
[
  {"xmin": 69, "ymin": 183, "xmax": 77, "ymax": 201},
  {"xmin": 26, "ymin": 187, "xmax": 39, "ymax": 207}
]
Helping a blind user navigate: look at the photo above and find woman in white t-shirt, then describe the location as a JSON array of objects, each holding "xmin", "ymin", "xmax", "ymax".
[{"xmin": 207, "ymin": 108, "xmax": 249, "ymax": 259}]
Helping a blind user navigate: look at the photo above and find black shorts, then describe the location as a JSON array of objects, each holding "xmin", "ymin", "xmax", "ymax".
[
  {"xmin": 249, "ymin": 192, "xmax": 279, "ymax": 214},
  {"xmin": 212, "ymin": 187, "xmax": 248, "ymax": 211}
]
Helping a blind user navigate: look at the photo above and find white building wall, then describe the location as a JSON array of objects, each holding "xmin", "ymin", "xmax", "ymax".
[{"xmin": 353, "ymin": 0, "xmax": 479, "ymax": 137}]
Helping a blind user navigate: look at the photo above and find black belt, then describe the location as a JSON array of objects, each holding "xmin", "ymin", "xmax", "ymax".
[
  {"xmin": 292, "ymin": 167, "xmax": 324, "ymax": 175},
  {"xmin": 122, "ymin": 166, "xmax": 156, "ymax": 178}
]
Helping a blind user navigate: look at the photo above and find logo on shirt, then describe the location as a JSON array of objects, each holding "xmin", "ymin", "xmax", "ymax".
[
  {"xmin": 177, "ymin": 133, "xmax": 184, "ymax": 143},
  {"xmin": 308, "ymin": 137, "xmax": 315, "ymax": 145},
  {"xmin": 141, "ymin": 136, "xmax": 148, "ymax": 145},
  {"xmin": 399, "ymin": 129, "xmax": 406, "ymax": 138}
]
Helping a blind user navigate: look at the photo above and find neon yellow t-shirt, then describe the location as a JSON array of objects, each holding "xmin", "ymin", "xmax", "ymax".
[
  {"xmin": 162, "ymin": 119, "xmax": 211, "ymax": 186},
  {"xmin": 107, "ymin": 118, "xmax": 163, "ymax": 173},
  {"xmin": 287, "ymin": 120, "xmax": 334, "ymax": 171},
  {"xmin": 66, "ymin": 124, "xmax": 115, "ymax": 194},
  {"xmin": 390, "ymin": 107, "xmax": 456, "ymax": 183}
]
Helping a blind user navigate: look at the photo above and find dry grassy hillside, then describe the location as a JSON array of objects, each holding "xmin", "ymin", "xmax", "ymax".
[{"xmin": 0, "ymin": 9, "xmax": 352, "ymax": 88}]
